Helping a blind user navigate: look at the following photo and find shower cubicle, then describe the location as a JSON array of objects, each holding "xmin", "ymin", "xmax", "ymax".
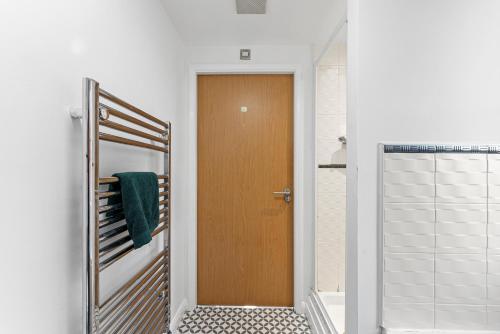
[{"xmin": 314, "ymin": 25, "xmax": 347, "ymax": 334}]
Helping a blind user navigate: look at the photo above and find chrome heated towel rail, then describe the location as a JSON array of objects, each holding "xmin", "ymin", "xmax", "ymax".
[{"xmin": 82, "ymin": 78, "xmax": 171, "ymax": 334}]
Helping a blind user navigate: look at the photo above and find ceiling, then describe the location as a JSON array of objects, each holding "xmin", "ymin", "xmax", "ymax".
[
  {"xmin": 162, "ymin": 0, "xmax": 346, "ymax": 50},
  {"xmin": 319, "ymin": 24, "xmax": 347, "ymax": 65}
]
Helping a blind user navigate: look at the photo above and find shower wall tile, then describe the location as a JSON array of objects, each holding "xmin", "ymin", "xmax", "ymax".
[
  {"xmin": 435, "ymin": 254, "xmax": 486, "ymax": 305},
  {"xmin": 317, "ymin": 193, "xmax": 346, "ymax": 220},
  {"xmin": 436, "ymin": 154, "xmax": 487, "ymax": 203},
  {"xmin": 489, "ymin": 205, "xmax": 500, "ymax": 254},
  {"xmin": 317, "ymin": 115, "xmax": 344, "ymax": 141},
  {"xmin": 384, "ymin": 153, "xmax": 435, "ymax": 203},
  {"xmin": 487, "ymin": 305, "xmax": 500, "ymax": 330},
  {"xmin": 435, "ymin": 204, "xmax": 487, "ymax": 254},
  {"xmin": 384, "ymin": 253, "xmax": 434, "ymax": 304},
  {"xmin": 316, "ymin": 168, "xmax": 346, "ymax": 194},
  {"xmin": 316, "ymin": 64, "xmax": 346, "ymax": 293},
  {"xmin": 317, "ymin": 65, "xmax": 346, "ymax": 117},
  {"xmin": 383, "ymin": 303, "xmax": 434, "ymax": 329},
  {"xmin": 489, "ymin": 154, "xmax": 500, "ymax": 203},
  {"xmin": 383, "ymin": 151, "xmax": 496, "ymax": 331},
  {"xmin": 384, "ymin": 203, "xmax": 435, "ymax": 253},
  {"xmin": 435, "ymin": 304, "xmax": 487, "ymax": 330},
  {"xmin": 488, "ymin": 255, "xmax": 500, "ymax": 305},
  {"xmin": 317, "ymin": 139, "xmax": 343, "ymax": 164}
]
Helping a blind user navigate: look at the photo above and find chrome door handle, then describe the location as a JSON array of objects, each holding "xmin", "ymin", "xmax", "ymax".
[{"xmin": 273, "ymin": 187, "xmax": 292, "ymax": 203}]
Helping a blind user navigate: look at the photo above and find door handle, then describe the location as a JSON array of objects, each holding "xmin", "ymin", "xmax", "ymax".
[{"xmin": 273, "ymin": 187, "xmax": 292, "ymax": 203}]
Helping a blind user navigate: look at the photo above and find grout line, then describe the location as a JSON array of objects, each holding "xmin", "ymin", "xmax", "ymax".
[
  {"xmin": 433, "ymin": 153, "xmax": 437, "ymax": 329},
  {"xmin": 487, "ymin": 153, "xmax": 490, "ymax": 326}
]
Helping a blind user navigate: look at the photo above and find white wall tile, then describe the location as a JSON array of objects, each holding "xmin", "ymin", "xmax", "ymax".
[
  {"xmin": 384, "ymin": 153, "xmax": 435, "ymax": 203},
  {"xmin": 384, "ymin": 253, "xmax": 434, "ymax": 304},
  {"xmin": 435, "ymin": 254, "xmax": 486, "ymax": 305},
  {"xmin": 384, "ymin": 253, "xmax": 435, "ymax": 272},
  {"xmin": 317, "ymin": 139, "xmax": 344, "ymax": 164},
  {"xmin": 383, "ymin": 303, "xmax": 434, "ymax": 329},
  {"xmin": 436, "ymin": 204, "xmax": 487, "ymax": 254},
  {"xmin": 488, "ymin": 255, "xmax": 500, "ymax": 305},
  {"xmin": 489, "ymin": 205, "xmax": 500, "ymax": 254},
  {"xmin": 487, "ymin": 305, "xmax": 500, "ymax": 330},
  {"xmin": 317, "ymin": 115, "xmax": 343, "ymax": 141},
  {"xmin": 435, "ymin": 304, "xmax": 487, "ymax": 330},
  {"xmin": 488, "ymin": 154, "xmax": 500, "ymax": 204},
  {"xmin": 316, "ymin": 64, "xmax": 346, "ymax": 293},
  {"xmin": 436, "ymin": 154, "xmax": 487, "ymax": 203},
  {"xmin": 317, "ymin": 193, "xmax": 346, "ymax": 220},
  {"xmin": 383, "ymin": 152, "xmax": 493, "ymax": 331},
  {"xmin": 317, "ymin": 172, "xmax": 345, "ymax": 291},
  {"xmin": 384, "ymin": 203, "xmax": 435, "ymax": 253},
  {"xmin": 317, "ymin": 66, "xmax": 345, "ymax": 116},
  {"xmin": 316, "ymin": 168, "xmax": 346, "ymax": 194}
]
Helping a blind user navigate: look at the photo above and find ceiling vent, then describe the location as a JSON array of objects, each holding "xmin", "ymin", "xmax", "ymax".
[{"xmin": 236, "ymin": 0, "xmax": 267, "ymax": 14}]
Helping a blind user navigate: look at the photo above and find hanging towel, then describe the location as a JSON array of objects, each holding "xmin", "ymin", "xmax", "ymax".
[{"xmin": 110, "ymin": 172, "xmax": 159, "ymax": 249}]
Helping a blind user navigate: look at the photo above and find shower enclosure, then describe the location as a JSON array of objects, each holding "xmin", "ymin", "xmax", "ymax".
[{"xmin": 315, "ymin": 25, "xmax": 347, "ymax": 334}]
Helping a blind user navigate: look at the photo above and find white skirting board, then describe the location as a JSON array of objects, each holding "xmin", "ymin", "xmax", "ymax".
[
  {"xmin": 384, "ymin": 329, "xmax": 500, "ymax": 334},
  {"xmin": 170, "ymin": 299, "xmax": 189, "ymax": 332},
  {"xmin": 304, "ymin": 290, "xmax": 337, "ymax": 334}
]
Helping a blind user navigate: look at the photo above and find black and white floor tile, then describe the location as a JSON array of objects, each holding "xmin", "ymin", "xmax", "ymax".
[{"xmin": 177, "ymin": 306, "xmax": 312, "ymax": 334}]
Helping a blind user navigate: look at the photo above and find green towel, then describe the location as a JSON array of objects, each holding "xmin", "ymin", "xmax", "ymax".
[{"xmin": 111, "ymin": 172, "xmax": 159, "ymax": 249}]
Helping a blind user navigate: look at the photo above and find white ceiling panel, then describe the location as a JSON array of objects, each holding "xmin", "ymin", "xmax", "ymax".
[{"xmin": 162, "ymin": 0, "xmax": 346, "ymax": 48}]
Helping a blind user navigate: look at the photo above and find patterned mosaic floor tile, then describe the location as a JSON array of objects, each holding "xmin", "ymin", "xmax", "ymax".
[{"xmin": 177, "ymin": 306, "xmax": 312, "ymax": 334}]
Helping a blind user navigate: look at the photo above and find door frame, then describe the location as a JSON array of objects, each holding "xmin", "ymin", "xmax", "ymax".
[{"xmin": 187, "ymin": 64, "xmax": 306, "ymax": 312}]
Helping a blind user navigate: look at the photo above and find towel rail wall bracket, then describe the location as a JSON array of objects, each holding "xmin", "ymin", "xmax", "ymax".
[{"xmin": 83, "ymin": 78, "xmax": 171, "ymax": 334}]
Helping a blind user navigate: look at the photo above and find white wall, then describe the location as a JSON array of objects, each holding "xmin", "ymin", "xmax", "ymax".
[
  {"xmin": 0, "ymin": 1, "xmax": 188, "ymax": 333},
  {"xmin": 348, "ymin": 0, "xmax": 500, "ymax": 333},
  {"xmin": 186, "ymin": 44, "xmax": 315, "ymax": 310}
]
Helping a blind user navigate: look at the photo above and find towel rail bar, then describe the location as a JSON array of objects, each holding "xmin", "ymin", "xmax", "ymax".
[
  {"xmin": 99, "ymin": 203, "xmax": 122, "ymax": 214},
  {"xmin": 99, "ymin": 175, "xmax": 168, "ymax": 185},
  {"xmin": 137, "ymin": 296, "xmax": 167, "ymax": 334},
  {"xmin": 100, "ymin": 221, "xmax": 126, "ymax": 232},
  {"xmin": 99, "ymin": 133, "xmax": 168, "ymax": 153},
  {"xmin": 99, "ymin": 214, "xmax": 125, "ymax": 228},
  {"xmin": 101, "ymin": 276, "xmax": 164, "ymax": 327},
  {"xmin": 99, "ymin": 236, "xmax": 132, "ymax": 254},
  {"xmin": 99, "ymin": 223, "xmax": 168, "ymax": 270},
  {"xmin": 83, "ymin": 78, "xmax": 171, "ymax": 333},
  {"xmin": 101, "ymin": 251, "xmax": 167, "ymax": 309},
  {"xmin": 101, "ymin": 270, "xmax": 166, "ymax": 329},
  {"xmin": 129, "ymin": 288, "xmax": 166, "ymax": 333},
  {"xmin": 98, "ymin": 191, "xmax": 121, "ymax": 199},
  {"xmin": 99, "ymin": 89, "xmax": 169, "ymax": 128},
  {"xmin": 99, "ymin": 119, "xmax": 168, "ymax": 144},
  {"xmin": 99, "ymin": 222, "xmax": 168, "ymax": 256},
  {"xmin": 99, "ymin": 225, "xmax": 128, "ymax": 240},
  {"xmin": 100, "ymin": 103, "xmax": 167, "ymax": 135},
  {"xmin": 149, "ymin": 308, "xmax": 167, "ymax": 334},
  {"xmin": 99, "ymin": 246, "xmax": 134, "ymax": 270}
]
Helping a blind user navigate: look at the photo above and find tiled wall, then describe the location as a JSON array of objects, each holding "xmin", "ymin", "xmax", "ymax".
[
  {"xmin": 316, "ymin": 63, "xmax": 346, "ymax": 292},
  {"xmin": 383, "ymin": 152, "xmax": 500, "ymax": 330}
]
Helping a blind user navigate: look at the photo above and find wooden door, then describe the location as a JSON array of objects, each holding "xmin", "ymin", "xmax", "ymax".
[{"xmin": 197, "ymin": 74, "xmax": 294, "ymax": 306}]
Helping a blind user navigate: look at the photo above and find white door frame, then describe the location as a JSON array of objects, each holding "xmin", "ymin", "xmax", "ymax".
[{"xmin": 187, "ymin": 64, "xmax": 306, "ymax": 312}]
